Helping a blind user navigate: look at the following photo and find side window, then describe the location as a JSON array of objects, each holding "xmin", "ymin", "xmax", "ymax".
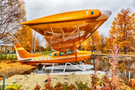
[
  {"xmin": 59, "ymin": 52, "xmax": 65, "ymax": 56},
  {"xmin": 66, "ymin": 51, "xmax": 74, "ymax": 55},
  {"xmin": 54, "ymin": 53, "xmax": 58, "ymax": 56}
]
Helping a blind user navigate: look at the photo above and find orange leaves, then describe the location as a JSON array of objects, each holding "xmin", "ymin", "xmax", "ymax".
[
  {"xmin": 108, "ymin": 8, "xmax": 135, "ymax": 53},
  {"xmin": 81, "ymin": 31, "xmax": 102, "ymax": 51},
  {"xmin": 36, "ymin": 39, "xmax": 40, "ymax": 51},
  {"xmin": 15, "ymin": 25, "xmax": 34, "ymax": 52},
  {"xmin": 0, "ymin": 62, "xmax": 35, "ymax": 79},
  {"xmin": 15, "ymin": 25, "xmax": 41, "ymax": 52}
]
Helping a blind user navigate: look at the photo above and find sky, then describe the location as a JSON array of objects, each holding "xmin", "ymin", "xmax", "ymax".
[{"xmin": 24, "ymin": 0, "xmax": 135, "ymax": 47}]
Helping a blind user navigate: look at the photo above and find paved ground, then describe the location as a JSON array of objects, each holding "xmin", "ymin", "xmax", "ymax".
[{"xmin": 0, "ymin": 71, "xmax": 104, "ymax": 90}]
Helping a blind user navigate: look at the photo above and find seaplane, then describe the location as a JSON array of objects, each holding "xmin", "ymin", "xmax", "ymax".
[{"xmin": 15, "ymin": 9, "xmax": 111, "ymax": 72}]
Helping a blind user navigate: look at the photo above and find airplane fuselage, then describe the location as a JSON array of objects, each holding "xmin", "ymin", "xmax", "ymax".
[{"xmin": 20, "ymin": 51, "xmax": 91, "ymax": 65}]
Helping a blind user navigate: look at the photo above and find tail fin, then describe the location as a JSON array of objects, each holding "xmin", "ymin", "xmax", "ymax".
[{"xmin": 14, "ymin": 43, "xmax": 40, "ymax": 60}]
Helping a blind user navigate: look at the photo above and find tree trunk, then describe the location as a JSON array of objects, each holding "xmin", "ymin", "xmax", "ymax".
[{"xmin": 124, "ymin": 46, "xmax": 127, "ymax": 54}]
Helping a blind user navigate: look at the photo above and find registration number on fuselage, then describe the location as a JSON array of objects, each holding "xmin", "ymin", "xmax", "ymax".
[{"xmin": 32, "ymin": 56, "xmax": 50, "ymax": 61}]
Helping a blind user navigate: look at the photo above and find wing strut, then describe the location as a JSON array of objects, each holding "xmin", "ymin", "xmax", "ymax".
[
  {"xmin": 73, "ymin": 39, "xmax": 77, "ymax": 62},
  {"xmin": 79, "ymin": 34, "xmax": 81, "ymax": 49},
  {"xmin": 60, "ymin": 35, "xmax": 63, "ymax": 47},
  {"xmin": 77, "ymin": 25, "xmax": 81, "ymax": 50}
]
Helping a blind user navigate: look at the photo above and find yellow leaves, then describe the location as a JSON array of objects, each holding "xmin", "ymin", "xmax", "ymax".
[
  {"xmin": 108, "ymin": 8, "xmax": 135, "ymax": 52},
  {"xmin": 36, "ymin": 39, "xmax": 40, "ymax": 50},
  {"xmin": 120, "ymin": 83, "xmax": 131, "ymax": 90},
  {"xmin": 81, "ymin": 31, "xmax": 102, "ymax": 51},
  {"xmin": 0, "ymin": 62, "xmax": 35, "ymax": 78},
  {"xmin": 5, "ymin": 84, "xmax": 22, "ymax": 90},
  {"xmin": 130, "ymin": 46, "xmax": 135, "ymax": 50},
  {"xmin": 15, "ymin": 25, "xmax": 34, "ymax": 52},
  {"xmin": 119, "ymin": 62, "xmax": 126, "ymax": 70}
]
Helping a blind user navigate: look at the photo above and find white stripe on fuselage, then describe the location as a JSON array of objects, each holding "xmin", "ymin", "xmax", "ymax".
[
  {"xmin": 32, "ymin": 56, "xmax": 47, "ymax": 61},
  {"xmin": 31, "ymin": 54, "xmax": 90, "ymax": 61}
]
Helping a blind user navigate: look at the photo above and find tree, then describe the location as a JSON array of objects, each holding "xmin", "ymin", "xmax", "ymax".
[
  {"xmin": 101, "ymin": 35, "xmax": 106, "ymax": 53},
  {"xmin": 81, "ymin": 31, "xmax": 102, "ymax": 51},
  {"xmin": 109, "ymin": 8, "xmax": 134, "ymax": 54},
  {"xmin": 15, "ymin": 25, "xmax": 34, "ymax": 52},
  {"xmin": 130, "ymin": 13, "xmax": 135, "ymax": 51},
  {"xmin": 132, "ymin": 13, "xmax": 135, "ymax": 29},
  {"xmin": 38, "ymin": 46, "xmax": 44, "ymax": 52},
  {"xmin": 45, "ymin": 41, "xmax": 51, "ymax": 51},
  {"xmin": 35, "ymin": 39, "xmax": 40, "ymax": 51},
  {"xmin": 0, "ymin": 0, "xmax": 26, "ymax": 44},
  {"xmin": 91, "ymin": 31, "xmax": 102, "ymax": 52},
  {"xmin": 104, "ymin": 37, "xmax": 113, "ymax": 52}
]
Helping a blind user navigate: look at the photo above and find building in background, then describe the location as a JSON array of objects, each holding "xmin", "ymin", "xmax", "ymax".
[{"xmin": 0, "ymin": 43, "xmax": 14, "ymax": 54}]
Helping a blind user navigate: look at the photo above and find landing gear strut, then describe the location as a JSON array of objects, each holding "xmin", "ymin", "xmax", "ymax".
[{"xmin": 50, "ymin": 61, "xmax": 86, "ymax": 73}]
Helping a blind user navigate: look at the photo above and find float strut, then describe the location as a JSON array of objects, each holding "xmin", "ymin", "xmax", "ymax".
[{"xmin": 51, "ymin": 63, "xmax": 54, "ymax": 73}]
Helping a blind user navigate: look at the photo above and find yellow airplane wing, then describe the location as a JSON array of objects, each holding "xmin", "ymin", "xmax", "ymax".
[{"xmin": 20, "ymin": 9, "xmax": 111, "ymax": 51}]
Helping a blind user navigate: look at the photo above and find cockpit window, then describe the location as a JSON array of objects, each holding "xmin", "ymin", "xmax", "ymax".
[
  {"xmin": 49, "ymin": 53, "xmax": 52, "ymax": 56},
  {"xmin": 59, "ymin": 52, "xmax": 65, "ymax": 56},
  {"xmin": 54, "ymin": 53, "xmax": 58, "ymax": 56}
]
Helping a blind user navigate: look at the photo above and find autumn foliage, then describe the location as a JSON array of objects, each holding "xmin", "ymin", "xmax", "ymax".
[
  {"xmin": 81, "ymin": 8, "xmax": 135, "ymax": 54},
  {"xmin": 15, "ymin": 25, "xmax": 33, "ymax": 52},
  {"xmin": 108, "ymin": 8, "xmax": 135, "ymax": 54},
  {"xmin": 14, "ymin": 25, "xmax": 40, "ymax": 52},
  {"xmin": 81, "ymin": 31, "xmax": 102, "ymax": 51},
  {"xmin": 0, "ymin": 62, "xmax": 35, "ymax": 80}
]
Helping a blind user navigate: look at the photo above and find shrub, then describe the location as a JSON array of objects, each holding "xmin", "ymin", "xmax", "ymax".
[{"xmin": 34, "ymin": 83, "xmax": 41, "ymax": 90}]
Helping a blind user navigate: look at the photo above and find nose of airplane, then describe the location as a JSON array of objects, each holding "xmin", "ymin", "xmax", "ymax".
[{"xmin": 100, "ymin": 10, "xmax": 112, "ymax": 17}]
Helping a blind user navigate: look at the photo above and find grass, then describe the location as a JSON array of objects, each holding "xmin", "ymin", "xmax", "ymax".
[
  {"xmin": 0, "ymin": 52, "xmax": 17, "ymax": 61},
  {"xmin": 0, "ymin": 51, "xmax": 53, "ymax": 61}
]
